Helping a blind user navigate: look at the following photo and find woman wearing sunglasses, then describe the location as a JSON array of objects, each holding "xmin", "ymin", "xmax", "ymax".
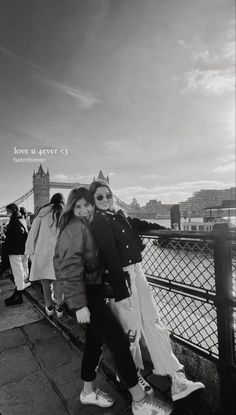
[
  {"xmin": 89, "ymin": 180, "xmax": 204, "ymax": 403},
  {"xmin": 54, "ymin": 187, "xmax": 171, "ymax": 415}
]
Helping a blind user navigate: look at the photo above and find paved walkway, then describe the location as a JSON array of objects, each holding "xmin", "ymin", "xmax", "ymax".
[{"xmin": 0, "ymin": 278, "xmax": 218, "ymax": 415}]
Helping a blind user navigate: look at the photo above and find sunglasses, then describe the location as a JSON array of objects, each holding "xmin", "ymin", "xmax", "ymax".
[{"xmin": 95, "ymin": 194, "xmax": 112, "ymax": 201}]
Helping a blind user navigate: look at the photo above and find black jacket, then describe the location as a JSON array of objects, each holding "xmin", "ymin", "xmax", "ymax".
[
  {"xmin": 4, "ymin": 216, "xmax": 27, "ymax": 255},
  {"xmin": 91, "ymin": 210, "xmax": 165, "ymax": 302},
  {"xmin": 128, "ymin": 217, "xmax": 167, "ymax": 232}
]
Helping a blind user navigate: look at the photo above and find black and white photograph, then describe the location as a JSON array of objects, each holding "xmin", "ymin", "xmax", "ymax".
[{"xmin": 0, "ymin": 1, "xmax": 235, "ymax": 414}]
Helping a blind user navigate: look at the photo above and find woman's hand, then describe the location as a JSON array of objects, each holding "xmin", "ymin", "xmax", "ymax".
[{"xmin": 76, "ymin": 306, "xmax": 91, "ymax": 324}]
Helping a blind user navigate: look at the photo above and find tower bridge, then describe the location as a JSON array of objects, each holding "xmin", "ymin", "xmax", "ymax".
[{"xmin": 0, "ymin": 165, "xmax": 129, "ymax": 215}]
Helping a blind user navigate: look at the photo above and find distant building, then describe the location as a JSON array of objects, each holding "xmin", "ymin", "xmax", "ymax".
[
  {"xmin": 129, "ymin": 198, "xmax": 141, "ymax": 213},
  {"xmin": 179, "ymin": 187, "xmax": 236, "ymax": 217},
  {"xmin": 127, "ymin": 198, "xmax": 173, "ymax": 219}
]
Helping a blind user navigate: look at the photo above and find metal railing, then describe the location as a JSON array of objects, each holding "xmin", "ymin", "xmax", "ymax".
[{"xmin": 140, "ymin": 223, "xmax": 236, "ymax": 415}]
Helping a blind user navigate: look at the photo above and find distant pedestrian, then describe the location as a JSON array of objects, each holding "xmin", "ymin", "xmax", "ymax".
[
  {"xmin": 19, "ymin": 206, "xmax": 32, "ymax": 230},
  {"xmin": 19, "ymin": 206, "xmax": 30, "ymax": 285},
  {"xmin": 88, "ymin": 180, "xmax": 205, "ymax": 402},
  {"xmin": 4, "ymin": 203, "xmax": 28, "ymax": 306},
  {"xmin": 25, "ymin": 193, "xmax": 65, "ymax": 317}
]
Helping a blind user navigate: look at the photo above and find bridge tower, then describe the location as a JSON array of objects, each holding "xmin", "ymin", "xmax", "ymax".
[
  {"xmin": 33, "ymin": 165, "xmax": 50, "ymax": 214},
  {"xmin": 96, "ymin": 170, "xmax": 110, "ymax": 184}
]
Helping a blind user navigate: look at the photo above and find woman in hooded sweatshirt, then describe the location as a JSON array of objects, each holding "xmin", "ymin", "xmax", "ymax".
[
  {"xmin": 25, "ymin": 193, "xmax": 65, "ymax": 317},
  {"xmin": 88, "ymin": 180, "xmax": 205, "ymax": 403}
]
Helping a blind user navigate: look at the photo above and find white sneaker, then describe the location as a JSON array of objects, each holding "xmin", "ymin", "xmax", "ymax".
[
  {"xmin": 80, "ymin": 388, "xmax": 115, "ymax": 408},
  {"xmin": 55, "ymin": 305, "xmax": 63, "ymax": 318},
  {"xmin": 45, "ymin": 306, "xmax": 54, "ymax": 316},
  {"xmin": 132, "ymin": 395, "xmax": 173, "ymax": 415},
  {"xmin": 171, "ymin": 371, "xmax": 205, "ymax": 401},
  {"xmin": 137, "ymin": 371, "xmax": 154, "ymax": 395}
]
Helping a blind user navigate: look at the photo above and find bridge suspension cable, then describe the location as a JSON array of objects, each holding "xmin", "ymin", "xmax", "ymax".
[
  {"xmin": 0, "ymin": 186, "xmax": 129, "ymax": 214},
  {"xmin": 0, "ymin": 188, "xmax": 33, "ymax": 214},
  {"xmin": 113, "ymin": 194, "xmax": 129, "ymax": 210}
]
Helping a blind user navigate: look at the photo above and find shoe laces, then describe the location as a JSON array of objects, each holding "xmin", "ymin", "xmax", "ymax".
[
  {"xmin": 137, "ymin": 373, "xmax": 151, "ymax": 389},
  {"xmin": 174, "ymin": 370, "xmax": 190, "ymax": 384},
  {"xmin": 96, "ymin": 389, "xmax": 113, "ymax": 402},
  {"xmin": 172, "ymin": 371, "xmax": 191, "ymax": 394}
]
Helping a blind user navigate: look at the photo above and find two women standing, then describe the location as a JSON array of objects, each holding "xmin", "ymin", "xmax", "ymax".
[{"xmin": 54, "ymin": 187, "xmax": 172, "ymax": 415}]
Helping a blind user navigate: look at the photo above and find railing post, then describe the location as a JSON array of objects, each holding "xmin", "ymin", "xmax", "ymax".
[{"xmin": 213, "ymin": 223, "xmax": 236, "ymax": 414}]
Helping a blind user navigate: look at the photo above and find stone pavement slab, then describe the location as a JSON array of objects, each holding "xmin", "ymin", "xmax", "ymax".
[
  {"xmin": 0, "ymin": 344, "xmax": 40, "ymax": 386},
  {"xmin": 34, "ymin": 334, "xmax": 76, "ymax": 370},
  {"xmin": 1, "ymin": 278, "xmax": 218, "ymax": 415},
  {"xmin": 0, "ymin": 279, "xmax": 43, "ymax": 332},
  {"xmin": 0, "ymin": 327, "xmax": 27, "ymax": 352},
  {"xmin": 0, "ymin": 371, "xmax": 69, "ymax": 415},
  {"xmin": 0, "ymin": 297, "xmax": 131, "ymax": 415},
  {"xmin": 49, "ymin": 358, "xmax": 129, "ymax": 415},
  {"xmin": 23, "ymin": 319, "xmax": 60, "ymax": 342}
]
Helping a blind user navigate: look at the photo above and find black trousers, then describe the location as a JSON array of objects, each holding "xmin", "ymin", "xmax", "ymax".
[{"xmin": 81, "ymin": 285, "xmax": 138, "ymax": 389}]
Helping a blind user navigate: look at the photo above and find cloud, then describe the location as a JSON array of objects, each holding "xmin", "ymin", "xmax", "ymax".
[
  {"xmin": 141, "ymin": 174, "xmax": 159, "ymax": 180},
  {"xmin": 223, "ymin": 40, "xmax": 235, "ymax": 60},
  {"xmin": 52, "ymin": 173, "xmax": 93, "ymax": 182},
  {"xmin": 52, "ymin": 173, "xmax": 69, "ymax": 181},
  {"xmin": 115, "ymin": 180, "xmax": 234, "ymax": 204},
  {"xmin": 0, "ymin": 44, "xmax": 42, "ymax": 71},
  {"xmin": 213, "ymin": 163, "xmax": 235, "ymax": 173},
  {"xmin": 222, "ymin": 108, "xmax": 235, "ymax": 138},
  {"xmin": 103, "ymin": 141, "xmax": 121, "ymax": 151},
  {"xmin": 178, "ymin": 40, "xmax": 187, "ymax": 47},
  {"xmin": 34, "ymin": 74, "xmax": 100, "ymax": 109},
  {"xmin": 223, "ymin": 19, "xmax": 235, "ymax": 61},
  {"xmin": 191, "ymin": 50, "xmax": 218, "ymax": 64},
  {"xmin": 0, "ymin": 44, "xmax": 99, "ymax": 109},
  {"xmin": 184, "ymin": 68, "xmax": 235, "ymax": 95}
]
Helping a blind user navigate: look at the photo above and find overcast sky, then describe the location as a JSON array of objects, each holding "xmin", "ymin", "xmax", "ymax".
[{"xmin": 0, "ymin": 0, "xmax": 235, "ymax": 209}]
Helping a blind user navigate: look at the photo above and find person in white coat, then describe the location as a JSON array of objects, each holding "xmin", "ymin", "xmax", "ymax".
[{"xmin": 25, "ymin": 193, "xmax": 65, "ymax": 317}]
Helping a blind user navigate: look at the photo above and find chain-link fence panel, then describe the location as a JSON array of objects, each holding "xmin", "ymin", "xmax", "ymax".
[
  {"xmin": 141, "ymin": 234, "xmax": 217, "ymax": 357},
  {"xmin": 142, "ymin": 236, "xmax": 215, "ymax": 292},
  {"xmin": 231, "ymin": 241, "xmax": 236, "ymax": 364},
  {"xmin": 149, "ymin": 284, "xmax": 218, "ymax": 357}
]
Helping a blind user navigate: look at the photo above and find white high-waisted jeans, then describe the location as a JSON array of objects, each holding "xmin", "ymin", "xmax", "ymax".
[
  {"xmin": 9, "ymin": 255, "xmax": 27, "ymax": 291},
  {"xmin": 110, "ymin": 263, "xmax": 183, "ymax": 376}
]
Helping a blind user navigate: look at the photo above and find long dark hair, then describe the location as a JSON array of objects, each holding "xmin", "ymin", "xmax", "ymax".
[
  {"xmin": 6, "ymin": 203, "xmax": 18, "ymax": 219},
  {"xmin": 19, "ymin": 206, "xmax": 27, "ymax": 219},
  {"xmin": 36, "ymin": 193, "xmax": 65, "ymax": 227},
  {"xmin": 6, "ymin": 203, "xmax": 25, "ymax": 231},
  {"xmin": 58, "ymin": 187, "xmax": 91, "ymax": 232}
]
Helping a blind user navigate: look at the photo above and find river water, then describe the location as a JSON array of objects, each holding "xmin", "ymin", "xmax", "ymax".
[{"xmin": 146, "ymin": 217, "xmax": 204, "ymax": 228}]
